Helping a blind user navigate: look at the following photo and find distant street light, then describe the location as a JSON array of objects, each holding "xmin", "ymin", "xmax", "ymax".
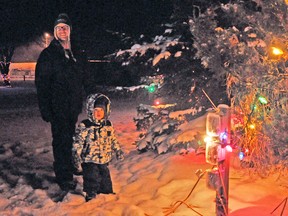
[{"xmin": 44, "ymin": 33, "xmax": 50, "ymax": 48}]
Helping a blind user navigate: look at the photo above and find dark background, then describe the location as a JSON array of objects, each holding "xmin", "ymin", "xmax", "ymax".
[
  {"xmin": 1, "ymin": 0, "xmax": 231, "ymax": 87},
  {"xmin": 0, "ymin": 0, "xmax": 173, "ymax": 58}
]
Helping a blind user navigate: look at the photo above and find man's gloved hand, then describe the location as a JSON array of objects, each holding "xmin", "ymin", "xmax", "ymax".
[
  {"xmin": 40, "ymin": 109, "xmax": 52, "ymax": 123},
  {"xmin": 42, "ymin": 114, "xmax": 51, "ymax": 122}
]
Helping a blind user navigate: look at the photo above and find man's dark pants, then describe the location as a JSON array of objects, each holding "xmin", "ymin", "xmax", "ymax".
[{"xmin": 51, "ymin": 117, "xmax": 76, "ymax": 184}]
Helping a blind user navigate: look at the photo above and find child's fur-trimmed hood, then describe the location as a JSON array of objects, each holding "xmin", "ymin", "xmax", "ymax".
[{"xmin": 86, "ymin": 93, "xmax": 111, "ymax": 124}]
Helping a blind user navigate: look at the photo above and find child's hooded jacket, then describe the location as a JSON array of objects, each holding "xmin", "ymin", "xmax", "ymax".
[{"xmin": 72, "ymin": 93, "xmax": 123, "ymax": 169}]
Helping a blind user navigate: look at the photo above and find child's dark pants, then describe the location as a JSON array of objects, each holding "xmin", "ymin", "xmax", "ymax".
[{"xmin": 82, "ymin": 162, "xmax": 113, "ymax": 196}]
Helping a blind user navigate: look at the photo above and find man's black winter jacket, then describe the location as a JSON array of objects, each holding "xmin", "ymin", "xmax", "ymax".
[{"xmin": 35, "ymin": 39, "xmax": 95, "ymax": 123}]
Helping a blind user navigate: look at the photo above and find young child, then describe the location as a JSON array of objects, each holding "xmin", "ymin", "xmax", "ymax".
[{"xmin": 72, "ymin": 93, "xmax": 124, "ymax": 202}]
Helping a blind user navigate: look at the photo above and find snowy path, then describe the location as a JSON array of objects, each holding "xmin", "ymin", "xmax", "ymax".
[{"xmin": 0, "ymin": 82, "xmax": 288, "ymax": 216}]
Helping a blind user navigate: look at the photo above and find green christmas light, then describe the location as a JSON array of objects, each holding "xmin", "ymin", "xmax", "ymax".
[
  {"xmin": 147, "ymin": 84, "xmax": 156, "ymax": 93},
  {"xmin": 258, "ymin": 96, "xmax": 268, "ymax": 104}
]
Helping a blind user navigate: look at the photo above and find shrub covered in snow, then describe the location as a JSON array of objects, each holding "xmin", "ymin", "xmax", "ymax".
[{"xmin": 134, "ymin": 103, "xmax": 207, "ymax": 155}]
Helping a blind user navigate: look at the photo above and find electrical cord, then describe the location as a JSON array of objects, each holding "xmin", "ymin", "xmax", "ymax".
[
  {"xmin": 162, "ymin": 169, "xmax": 207, "ymax": 216},
  {"xmin": 271, "ymin": 197, "xmax": 287, "ymax": 216}
]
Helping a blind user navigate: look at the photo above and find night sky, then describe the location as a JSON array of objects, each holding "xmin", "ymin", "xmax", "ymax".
[{"xmin": 1, "ymin": 0, "xmax": 173, "ymax": 58}]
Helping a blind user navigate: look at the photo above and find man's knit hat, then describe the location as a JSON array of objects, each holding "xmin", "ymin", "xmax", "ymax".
[
  {"xmin": 54, "ymin": 13, "xmax": 72, "ymax": 29},
  {"xmin": 53, "ymin": 13, "xmax": 72, "ymax": 42}
]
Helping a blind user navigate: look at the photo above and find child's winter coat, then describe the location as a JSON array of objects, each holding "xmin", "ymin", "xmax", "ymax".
[{"xmin": 72, "ymin": 93, "xmax": 124, "ymax": 172}]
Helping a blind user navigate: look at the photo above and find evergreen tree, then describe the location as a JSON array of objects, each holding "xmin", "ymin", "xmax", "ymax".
[
  {"xmin": 190, "ymin": 0, "xmax": 288, "ymax": 175},
  {"xmin": 109, "ymin": 0, "xmax": 229, "ymax": 111}
]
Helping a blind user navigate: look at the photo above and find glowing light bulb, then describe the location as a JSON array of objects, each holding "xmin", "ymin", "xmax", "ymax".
[
  {"xmin": 146, "ymin": 83, "xmax": 156, "ymax": 93},
  {"xmin": 239, "ymin": 152, "xmax": 244, "ymax": 160},
  {"xmin": 271, "ymin": 47, "xmax": 284, "ymax": 56},
  {"xmin": 204, "ymin": 136, "xmax": 212, "ymax": 143},
  {"xmin": 220, "ymin": 131, "xmax": 228, "ymax": 141},
  {"xmin": 226, "ymin": 145, "xmax": 233, "ymax": 152},
  {"xmin": 154, "ymin": 100, "xmax": 160, "ymax": 106},
  {"xmin": 258, "ymin": 96, "xmax": 268, "ymax": 105}
]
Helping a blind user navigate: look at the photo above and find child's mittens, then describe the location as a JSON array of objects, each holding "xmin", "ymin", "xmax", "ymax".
[
  {"xmin": 116, "ymin": 149, "xmax": 124, "ymax": 161},
  {"xmin": 73, "ymin": 161, "xmax": 83, "ymax": 175},
  {"xmin": 73, "ymin": 166, "xmax": 83, "ymax": 175}
]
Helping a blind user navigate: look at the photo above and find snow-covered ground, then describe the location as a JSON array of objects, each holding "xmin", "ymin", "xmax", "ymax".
[{"xmin": 0, "ymin": 81, "xmax": 287, "ymax": 216}]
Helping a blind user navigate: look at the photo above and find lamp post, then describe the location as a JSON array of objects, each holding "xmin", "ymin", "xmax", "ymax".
[{"xmin": 44, "ymin": 33, "xmax": 50, "ymax": 48}]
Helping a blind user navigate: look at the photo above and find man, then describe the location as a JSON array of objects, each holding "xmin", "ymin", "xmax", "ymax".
[{"xmin": 35, "ymin": 13, "xmax": 96, "ymax": 191}]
